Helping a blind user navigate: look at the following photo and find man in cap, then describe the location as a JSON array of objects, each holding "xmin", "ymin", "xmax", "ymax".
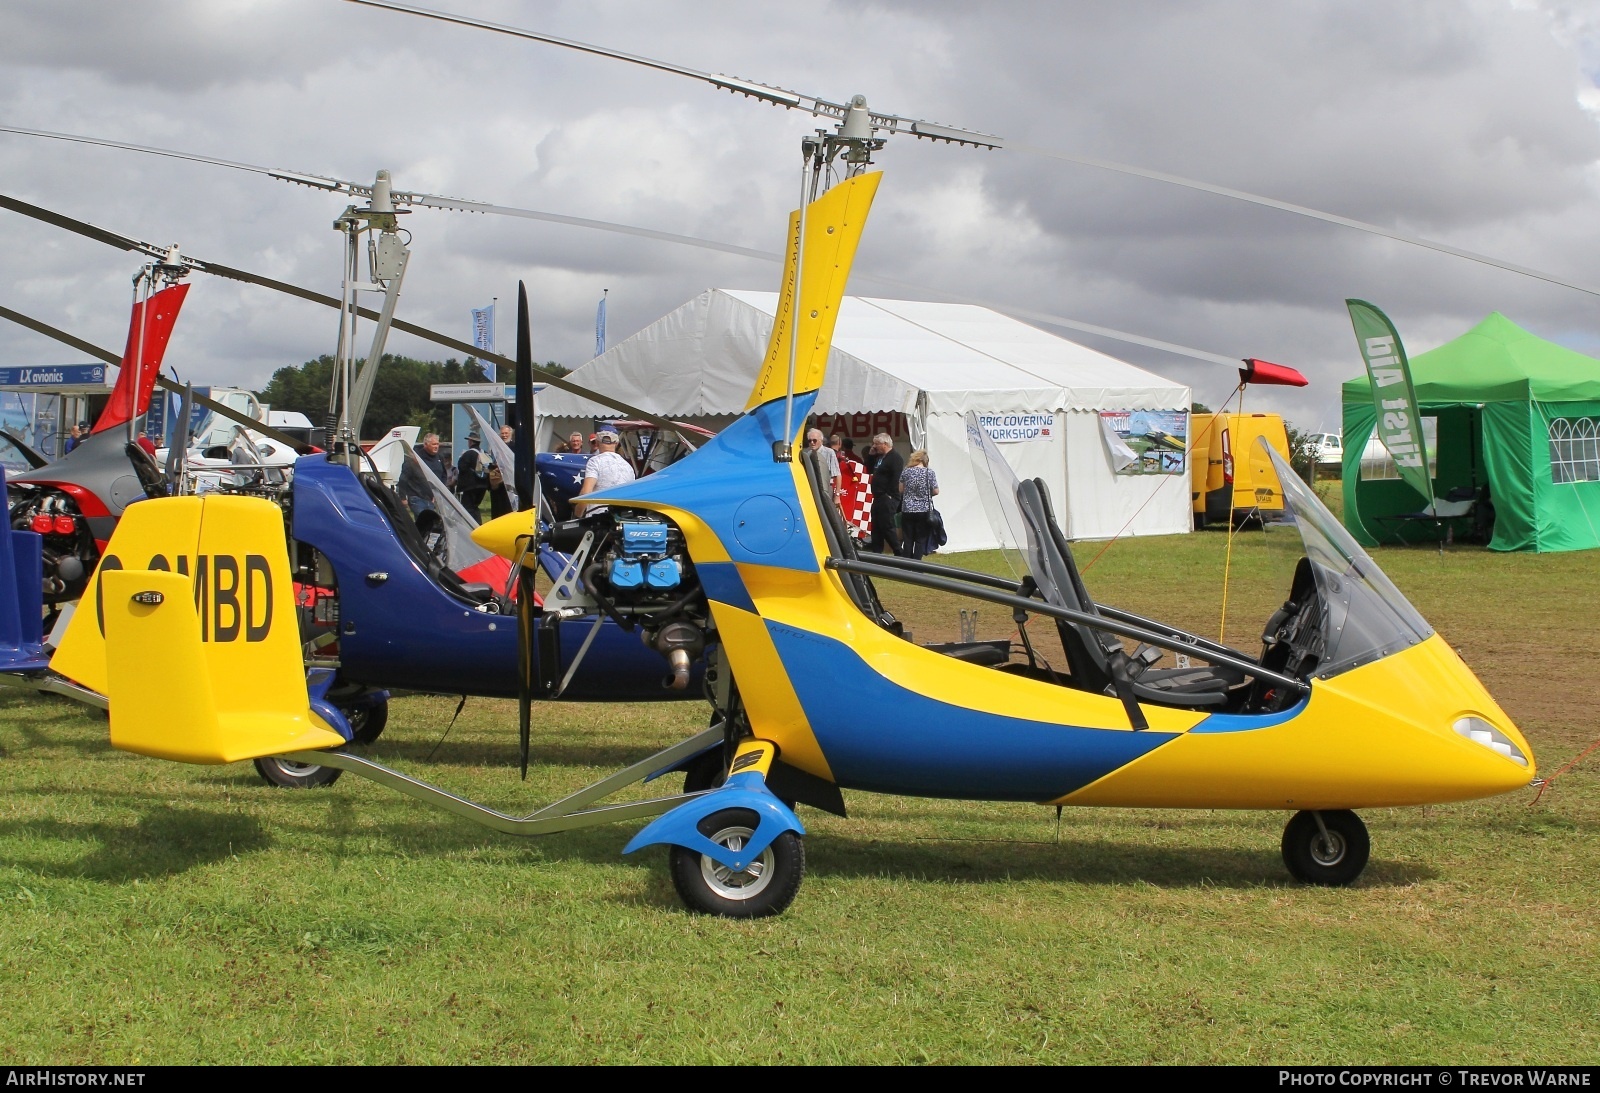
[
  {"xmin": 455, "ymin": 429, "xmax": 490, "ymax": 521},
  {"xmin": 574, "ymin": 426, "xmax": 635, "ymax": 515}
]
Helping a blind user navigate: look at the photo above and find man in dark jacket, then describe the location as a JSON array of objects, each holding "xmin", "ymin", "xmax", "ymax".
[
  {"xmin": 455, "ymin": 431, "xmax": 490, "ymax": 521},
  {"xmin": 866, "ymin": 432, "xmax": 903, "ymax": 555},
  {"xmin": 398, "ymin": 432, "xmax": 448, "ymax": 516}
]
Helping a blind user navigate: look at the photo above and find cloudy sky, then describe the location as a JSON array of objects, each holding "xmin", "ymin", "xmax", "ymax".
[{"xmin": 3, "ymin": 0, "xmax": 1599, "ymax": 430}]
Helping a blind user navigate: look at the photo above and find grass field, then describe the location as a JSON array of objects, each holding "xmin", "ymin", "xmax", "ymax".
[{"xmin": 2, "ymin": 527, "xmax": 1597, "ymax": 1064}]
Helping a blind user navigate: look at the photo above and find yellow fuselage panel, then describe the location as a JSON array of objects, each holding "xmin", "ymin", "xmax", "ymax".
[{"xmin": 1062, "ymin": 634, "xmax": 1534, "ymax": 810}]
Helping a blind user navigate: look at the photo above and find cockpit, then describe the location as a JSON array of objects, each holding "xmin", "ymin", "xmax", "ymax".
[{"xmin": 808, "ymin": 414, "xmax": 1434, "ymax": 722}]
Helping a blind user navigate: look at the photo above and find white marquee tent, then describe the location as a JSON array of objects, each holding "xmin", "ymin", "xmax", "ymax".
[{"xmin": 538, "ymin": 290, "xmax": 1193, "ymax": 550}]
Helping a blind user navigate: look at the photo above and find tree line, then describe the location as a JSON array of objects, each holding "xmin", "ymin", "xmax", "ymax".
[{"xmin": 256, "ymin": 355, "xmax": 567, "ymax": 439}]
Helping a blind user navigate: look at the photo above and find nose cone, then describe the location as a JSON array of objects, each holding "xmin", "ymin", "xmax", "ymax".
[
  {"xmin": 1313, "ymin": 634, "xmax": 1537, "ymax": 805},
  {"xmin": 472, "ymin": 509, "xmax": 538, "ymax": 561}
]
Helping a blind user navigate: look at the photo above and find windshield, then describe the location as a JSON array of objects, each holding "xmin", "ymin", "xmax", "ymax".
[
  {"xmin": 964, "ymin": 411, "xmax": 1030, "ymax": 580},
  {"xmin": 467, "ymin": 405, "xmax": 525, "ymax": 514},
  {"xmin": 1262, "ymin": 439, "xmax": 1433, "ymax": 676},
  {"xmin": 400, "ymin": 442, "xmax": 500, "ymax": 576}
]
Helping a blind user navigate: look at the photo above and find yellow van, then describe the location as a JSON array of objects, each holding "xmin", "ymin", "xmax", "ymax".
[{"xmin": 1189, "ymin": 411, "xmax": 1291, "ymax": 528}]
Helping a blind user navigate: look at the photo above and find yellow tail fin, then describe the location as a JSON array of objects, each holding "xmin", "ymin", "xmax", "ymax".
[{"xmin": 744, "ymin": 171, "xmax": 881, "ymax": 411}]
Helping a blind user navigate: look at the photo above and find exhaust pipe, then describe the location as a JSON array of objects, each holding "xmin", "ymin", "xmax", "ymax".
[
  {"xmin": 664, "ymin": 648, "xmax": 691, "ymax": 691},
  {"xmin": 648, "ymin": 620, "xmax": 704, "ymax": 691}
]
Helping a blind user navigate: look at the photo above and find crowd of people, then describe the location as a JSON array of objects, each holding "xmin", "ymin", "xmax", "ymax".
[
  {"xmin": 400, "ymin": 423, "xmax": 519, "ymax": 525},
  {"xmin": 398, "ymin": 419, "xmax": 938, "ymax": 559},
  {"xmin": 813, "ymin": 428, "xmax": 942, "ymax": 561}
]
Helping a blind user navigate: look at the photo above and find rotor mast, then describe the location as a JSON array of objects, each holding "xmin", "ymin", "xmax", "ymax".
[
  {"xmin": 127, "ymin": 244, "xmax": 190, "ymax": 447},
  {"xmin": 330, "ymin": 170, "xmax": 410, "ymax": 467},
  {"xmin": 775, "ymin": 95, "xmax": 885, "ymax": 463}
]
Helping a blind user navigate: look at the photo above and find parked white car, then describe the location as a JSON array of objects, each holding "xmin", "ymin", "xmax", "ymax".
[{"xmin": 1307, "ymin": 431, "xmax": 1343, "ymax": 466}]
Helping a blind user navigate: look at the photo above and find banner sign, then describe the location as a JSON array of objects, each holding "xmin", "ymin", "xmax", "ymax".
[
  {"xmin": 1346, "ymin": 299, "xmax": 1432, "ymax": 503},
  {"xmin": 471, "ymin": 304, "xmax": 495, "ymax": 382},
  {"xmin": 595, "ymin": 293, "xmax": 607, "ymax": 359},
  {"xmin": 978, "ymin": 412, "xmax": 1056, "ymax": 443},
  {"xmin": 0, "ymin": 363, "xmax": 108, "ymax": 390},
  {"xmin": 1100, "ymin": 410, "xmax": 1188, "ymax": 475},
  {"xmin": 145, "ymin": 389, "xmax": 177, "ymax": 443},
  {"xmin": 431, "ymin": 383, "xmax": 507, "ymax": 403}
]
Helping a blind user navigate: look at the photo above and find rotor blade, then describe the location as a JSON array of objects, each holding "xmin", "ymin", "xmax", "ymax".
[
  {"xmin": 0, "ymin": 185, "xmax": 1245, "ymax": 369},
  {"xmin": 0, "ymin": 192, "xmax": 165, "ymax": 260},
  {"xmin": 345, "ymin": 0, "xmax": 804, "ymax": 109},
  {"xmin": 0, "ymin": 124, "xmax": 348, "ymax": 194},
  {"xmin": 1006, "ymin": 141, "xmax": 1600, "ymax": 300},
  {"xmin": 0, "ymin": 188, "xmax": 1252, "ymax": 368},
  {"xmin": 411, "ymin": 193, "xmax": 777, "ymax": 262},
  {"xmin": 0, "ymin": 303, "xmax": 317, "ymax": 450},
  {"xmin": 8, "ymin": 110, "xmax": 1593, "ymax": 299},
  {"xmin": 0, "ymin": 193, "xmax": 692, "ymax": 433},
  {"xmin": 0, "ymin": 304, "xmax": 120, "ymax": 365},
  {"xmin": 339, "ymin": 0, "xmax": 1004, "ymax": 148},
  {"xmin": 0, "ymin": 128, "xmax": 782, "ymax": 263}
]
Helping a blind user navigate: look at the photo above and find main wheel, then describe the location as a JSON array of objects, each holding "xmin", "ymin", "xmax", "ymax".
[
  {"xmin": 253, "ymin": 755, "xmax": 342, "ymax": 789},
  {"xmin": 1281, "ymin": 809, "xmax": 1369, "ymax": 886},
  {"xmin": 345, "ymin": 699, "xmax": 389, "ymax": 746},
  {"xmin": 668, "ymin": 808, "xmax": 804, "ymax": 918}
]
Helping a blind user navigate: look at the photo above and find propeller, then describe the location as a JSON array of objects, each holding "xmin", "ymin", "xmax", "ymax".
[
  {"xmin": 513, "ymin": 285, "xmax": 536, "ymax": 514},
  {"xmin": 338, "ymin": 0, "xmax": 1600, "ymax": 301},
  {"xmin": 514, "ymin": 282, "xmax": 536, "ymax": 780}
]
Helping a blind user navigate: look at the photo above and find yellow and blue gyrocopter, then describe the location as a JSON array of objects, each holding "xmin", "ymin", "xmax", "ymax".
[{"xmin": 57, "ymin": 165, "xmax": 1536, "ymax": 918}]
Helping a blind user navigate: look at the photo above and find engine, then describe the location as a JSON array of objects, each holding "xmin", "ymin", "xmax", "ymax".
[
  {"xmin": 9, "ymin": 489, "xmax": 96, "ymax": 604},
  {"xmin": 604, "ymin": 516, "xmax": 683, "ymax": 602},
  {"xmin": 558, "ymin": 510, "xmax": 708, "ymax": 691}
]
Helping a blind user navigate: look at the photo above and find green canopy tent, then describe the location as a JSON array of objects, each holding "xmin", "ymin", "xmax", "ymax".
[{"xmin": 1341, "ymin": 313, "xmax": 1600, "ymax": 552}]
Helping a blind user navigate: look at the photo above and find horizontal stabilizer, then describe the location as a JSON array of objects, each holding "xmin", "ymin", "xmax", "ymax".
[
  {"xmin": 102, "ymin": 569, "xmax": 344, "ymax": 763},
  {"xmin": 58, "ymin": 494, "xmax": 347, "ymax": 764}
]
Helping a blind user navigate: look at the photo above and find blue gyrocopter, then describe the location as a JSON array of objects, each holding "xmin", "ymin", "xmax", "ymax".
[{"xmin": 0, "ymin": 194, "xmax": 708, "ymax": 787}]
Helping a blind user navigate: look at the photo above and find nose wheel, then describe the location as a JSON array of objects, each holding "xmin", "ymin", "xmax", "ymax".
[
  {"xmin": 253, "ymin": 755, "xmax": 343, "ymax": 788},
  {"xmin": 668, "ymin": 808, "xmax": 805, "ymax": 918},
  {"xmin": 1282, "ymin": 809, "xmax": 1369, "ymax": 885}
]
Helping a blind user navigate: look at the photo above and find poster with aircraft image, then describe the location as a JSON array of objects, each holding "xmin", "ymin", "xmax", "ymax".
[{"xmin": 1100, "ymin": 410, "xmax": 1188, "ymax": 475}]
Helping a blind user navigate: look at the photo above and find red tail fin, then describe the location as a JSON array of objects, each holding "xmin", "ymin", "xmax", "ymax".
[{"xmin": 92, "ymin": 282, "xmax": 190, "ymax": 435}]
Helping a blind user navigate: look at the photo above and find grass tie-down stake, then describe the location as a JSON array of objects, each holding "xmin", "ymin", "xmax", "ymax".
[{"xmin": 1530, "ymin": 731, "xmax": 1600, "ymax": 804}]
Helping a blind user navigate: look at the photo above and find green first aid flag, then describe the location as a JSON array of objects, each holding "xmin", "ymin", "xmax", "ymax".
[{"xmin": 1347, "ymin": 299, "xmax": 1432, "ymax": 504}]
